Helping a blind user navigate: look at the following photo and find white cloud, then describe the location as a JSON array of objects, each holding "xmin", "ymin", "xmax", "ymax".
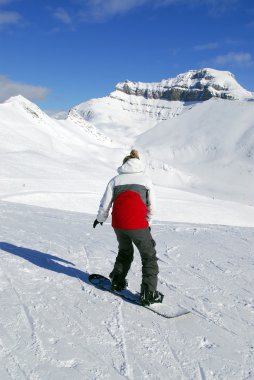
[
  {"xmin": 0, "ymin": 10, "xmax": 20, "ymax": 25},
  {"xmin": 151, "ymin": 0, "xmax": 240, "ymax": 14},
  {"xmin": 214, "ymin": 52, "xmax": 253, "ymax": 66},
  {"xmin": 194, "ymin": 42, "xmax": 219, "ymax": 51},
  {"xmin": 0, "ymin": 75, "xmax": 50, "ymax": 103},
  {"xmin": 48, "ymin": 0, "xmax": 241, "ymax": 25},
  {"xmin": 74, "ymin": 0, "xmax": 240, "ymax": 22},
  {"xmin": 53, "ymin": 7, "xmax": 72, "ymax": 25},
  {"xmin": 78, "ymin": 0, "xmax": 149, "ymax": 21},
  {"xmin": 0, "ymin": 0, "xmax": 21, "ymax": 26},
  {"xmin": 206, "ymin": 0, "xmax": 239, "ymax": 13}
]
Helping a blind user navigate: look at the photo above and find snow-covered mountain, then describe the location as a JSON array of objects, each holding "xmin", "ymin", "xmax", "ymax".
[
  {"xmin": 136, "ymin": 98, "xmax": 254, "ymax": 204},
  {"xmin": 63, "ymin": 68, "xmax": 254, "ymax": 144},
  {"xmin": 1, "ymin": 68, "xmax": 254, "ymax": 225},
  {"xmin": 68, "ymin": 95, "xmax": 189, "ymax": 144},
  {"xmin": 55, "ymin": 68, "xmax": 254, "ymax": 207},
  {"xmin": 0, "ymin": 94, "xmax": 118, "ymax": 206},
  {"xmin": 116, "ymin": 68, "xmax": 253, "ymax": 101}
]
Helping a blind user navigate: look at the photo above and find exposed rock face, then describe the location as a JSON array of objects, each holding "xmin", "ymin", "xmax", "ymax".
[
  {"xmin": 57, "ymin": 68, "xmax": 253, "ymax": 140},
  {"xmin": 117, "ymin": 80, "xmax": 217, "ymax": 101},
  {"xmin": 115, "ymin": 68, "xmax": 253, "ymax": 101}
]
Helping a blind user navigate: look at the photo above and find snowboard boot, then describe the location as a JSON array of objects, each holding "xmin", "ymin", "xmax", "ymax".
[
  {"xmin": 109, "ymin": 271, "xmax": 128, "ymax": 292},
  {"xmin": 140, "ymin": 284, "xmax": 164, "ymax": 306}
]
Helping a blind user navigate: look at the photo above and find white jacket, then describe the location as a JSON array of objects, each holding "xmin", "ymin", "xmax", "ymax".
[{"xmin": 96, "ymin": 159, "xmax": 156, "ymax": 227}]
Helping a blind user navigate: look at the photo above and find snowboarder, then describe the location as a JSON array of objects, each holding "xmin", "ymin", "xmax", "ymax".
[{"xmin": 93, "ymin": 149, "xmax": 163, "ymax": 306}]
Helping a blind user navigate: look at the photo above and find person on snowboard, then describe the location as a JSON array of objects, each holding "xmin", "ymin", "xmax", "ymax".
[{"xmin": 93, "ymin": 149, "xmax": 163, "ymax": 306}]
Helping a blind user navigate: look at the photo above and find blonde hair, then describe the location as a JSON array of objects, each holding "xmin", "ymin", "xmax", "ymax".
[{"xmin": 123, "ymin": 149, "xmax": 140, "ymax": 164}]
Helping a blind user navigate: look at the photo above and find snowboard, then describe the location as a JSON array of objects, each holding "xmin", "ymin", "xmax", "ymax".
[{"xmin": 88, "ymin": 274, "xmax": 191, "ymax": 319}]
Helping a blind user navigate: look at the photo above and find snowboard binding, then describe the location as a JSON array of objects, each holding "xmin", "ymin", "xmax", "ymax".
[
  {"xmin": 140, "ymin": 284, "xmax": 164, "ymax": 306},
  {"xmin": 109, "ymin": 271, "xmax": 128, "ymax": 292}
]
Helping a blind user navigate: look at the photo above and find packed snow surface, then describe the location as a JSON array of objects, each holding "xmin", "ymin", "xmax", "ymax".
[{"xmin": 0, "ymin": 201, "xmax": 253, "ymax": 379}]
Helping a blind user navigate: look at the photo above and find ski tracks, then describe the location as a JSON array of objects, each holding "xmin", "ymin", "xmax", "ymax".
[
  {"xmin": 81, "ymin": 245, "xmax": 91, "ymax": 274},
  {"xmin": 152, "ymin": 320, "xmax": 190, "ymax": 379},
  {"xmin": 61, "ymin": 241, "xmax": 133, "ymax": 378},
  {"xmin": 152, "ymin": 319, "xmax": 210, "ymax": 380},
  {"xmin": 104, "ymin": 300, "xmax": 133, "ymax": 379},
  {"xmin": 241, "ymin": 345, "xmax": 254, "ymax": 380},
  {"xmin": 0, "ymin": 267, "xmax": 48, "ymax": 380},
  {"xmin": 0, "ymin": 339, "xmax": 28, "ymax": 380},
  {"xmin": 158, "ymin": 240, "xmax": 240, "ymax": 337},
  {"xmin": 79, "ymin": 238, "xmax": 134, "ymax": 379}
]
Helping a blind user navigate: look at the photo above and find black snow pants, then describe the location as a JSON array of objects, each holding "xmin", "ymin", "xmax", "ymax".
[{"xmin": 111, "ymin": 228, "xmax": 159, "ymax": 292}]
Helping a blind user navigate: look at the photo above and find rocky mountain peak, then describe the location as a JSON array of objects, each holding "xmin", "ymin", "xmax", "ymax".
[{"xmin": 114, "ymin": 68, "xmax": 253, "ymax": 102}]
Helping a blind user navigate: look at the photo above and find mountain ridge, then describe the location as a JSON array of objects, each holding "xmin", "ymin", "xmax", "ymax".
[
  {"xmin": 63, "ymin": 68, "xmax": 254, "ymax": 145},
  {"xmin": 114, "ymin": 68, "xmax": 253, "ymax": 101}
]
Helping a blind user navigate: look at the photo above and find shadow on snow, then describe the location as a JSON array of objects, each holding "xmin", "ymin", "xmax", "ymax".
[{"xmin": 0, "ymin": 242, "xmax": 90, "ymax": 284}]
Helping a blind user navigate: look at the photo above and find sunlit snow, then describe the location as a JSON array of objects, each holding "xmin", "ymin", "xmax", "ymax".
[{"xmin": 0, "ymin": 69, "xmax": 254, "ymax": 379}]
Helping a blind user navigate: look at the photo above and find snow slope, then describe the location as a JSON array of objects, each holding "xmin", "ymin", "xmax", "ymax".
[
  {"xmin": 0, "ymin": 201, "xmax": 253, "ymax": 380},
  {"xmin": 136, "ymin": 98, "xmax": 254, "ymax": 205},
  {"xmin": 1, "ymin": 93, "xmax": 254, "ymax": 227},
  {"xmin": 65, "ymin": 68, "xmax": 254, "ymax": 145},
  {"xmin": 68, "ymin": 94, "xmax": 190, "ymax": 145},
  {"xmin": 0, "ymin": 95, "xmax": 122, "ymax": 207}
]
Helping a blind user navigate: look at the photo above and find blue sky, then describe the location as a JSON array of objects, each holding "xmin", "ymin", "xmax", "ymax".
[{"xmin": 0, "ymin": 0, "xmax": 253, "ymax": 111}]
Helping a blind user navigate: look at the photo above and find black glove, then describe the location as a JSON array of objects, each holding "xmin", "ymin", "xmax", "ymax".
[{"xmin": 93, "ymin": 219, "xmax": 103, "ymax": 228}]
